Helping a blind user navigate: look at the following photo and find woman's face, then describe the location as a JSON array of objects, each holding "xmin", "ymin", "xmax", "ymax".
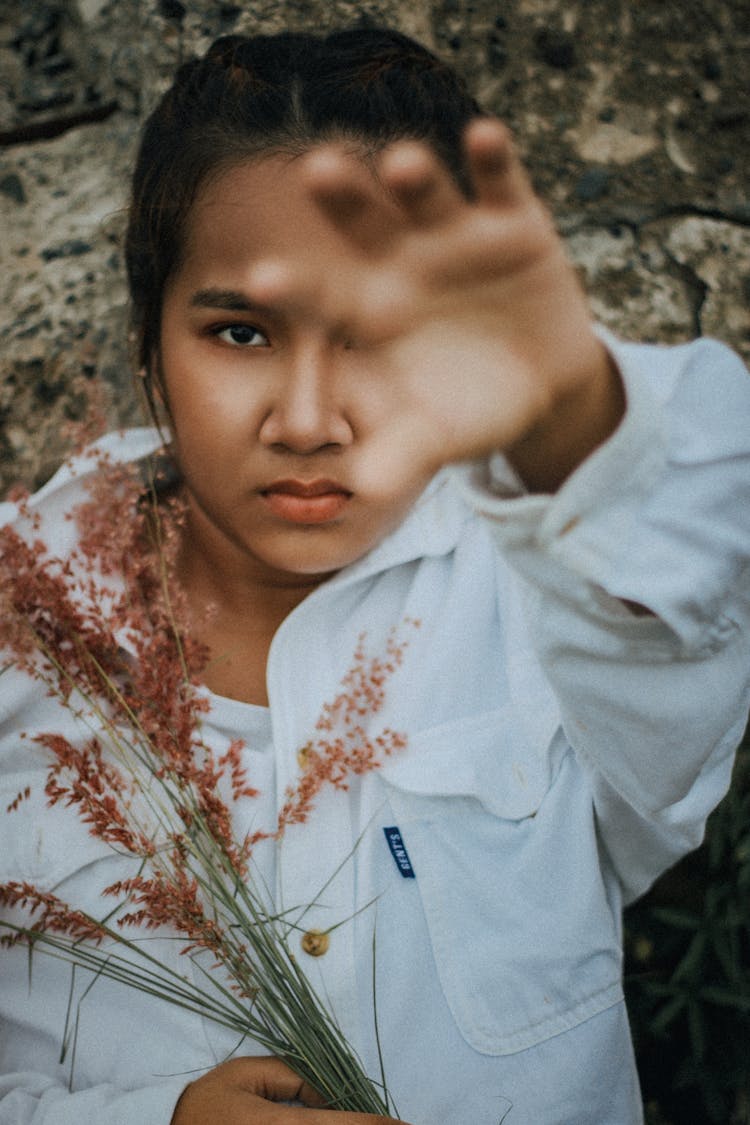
[{"xmin": 158, "ymin": 153, "xmax": 435, "ymax": 591}]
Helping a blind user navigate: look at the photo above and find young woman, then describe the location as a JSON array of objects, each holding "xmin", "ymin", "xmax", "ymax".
[{"xmin": 1, "ymin": 26, "xmax": 749, "ymax": 1125}]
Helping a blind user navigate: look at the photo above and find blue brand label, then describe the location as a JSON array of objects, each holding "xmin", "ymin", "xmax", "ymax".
[{"xmin": 383, "ymin": 826, "xmax": 416, "ymax": 878}]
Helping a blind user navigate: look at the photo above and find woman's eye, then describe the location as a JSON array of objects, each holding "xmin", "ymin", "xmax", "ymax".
[{"xmin": 215, "ymin": 324, "xmax": 269, "ymax": 347}]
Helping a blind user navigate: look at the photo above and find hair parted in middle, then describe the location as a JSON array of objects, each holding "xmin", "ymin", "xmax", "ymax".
[{"xmin": 124, "ymin": 24, "xmax": 485, "ymax": 411}]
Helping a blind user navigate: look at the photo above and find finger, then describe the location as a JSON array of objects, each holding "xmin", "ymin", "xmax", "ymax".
[
  {"xmin": 233, "ymin": 1058, "xmax": 406, "ymax": 1121},
  {"xmin": 221, "ymin": 1055, "xmax": 313, "ymax": 1102},
  {"xmin": 303, "ymin": 146, "xmax": 403, "ymax": 255},
  {"xmin": 463, "ymin": 117, "xmax": 531, "ymax": 208},
  {"xmin": 245, "ymin": 258, "xmax": 352, "ymax": 334},
  {"xmin": 377, "ymin": 141, "xmax": 464, "ymax": 227},
  {"xmin": 245, "ymin": 256, "xmax": 411, "ymax": 347},
  {"xmin": 244, "ymin": 259, "xmax": 318, "ymax": 315},
  {"xmin": 390, "ymin": 206, "xmax": 549, "ymax": 295}
]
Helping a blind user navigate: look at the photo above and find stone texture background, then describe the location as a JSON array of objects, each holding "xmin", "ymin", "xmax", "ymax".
[{"xmin": 1, "ymin": 0, "xmax": 749, "ymax": 493}]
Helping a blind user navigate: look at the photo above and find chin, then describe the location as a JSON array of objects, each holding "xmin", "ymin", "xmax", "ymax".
[{"xmin": 264, "ymin": 543, "xmax": 364, "ymax": 581}]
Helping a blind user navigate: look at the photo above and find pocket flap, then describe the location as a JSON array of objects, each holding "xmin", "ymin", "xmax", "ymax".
[
  {"xmin": 0, "ymin": 772, "xmax": 112, "ymax": 891},
  {"xmin": 380, "ymin": 704, "xmax": 561, "ymax": 821}
]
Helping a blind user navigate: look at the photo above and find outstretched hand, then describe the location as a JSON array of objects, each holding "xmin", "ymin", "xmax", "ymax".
[
  {"xmin": 248, "ymin": 118, "xmax": 623, "ymax": 492},
  {"xmin": 171, "ymin": 1057, "xmax": 411, "ymax": 1125}
]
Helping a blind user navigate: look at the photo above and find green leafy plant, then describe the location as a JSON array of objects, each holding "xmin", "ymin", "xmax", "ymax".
[{"xmin": 625, "ymin": 727, "xmax": 750, "ymax": 1125}]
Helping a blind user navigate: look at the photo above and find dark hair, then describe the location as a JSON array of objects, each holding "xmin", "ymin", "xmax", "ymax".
[{"xmin": 124, "ymin": 26, "xmax": 484, "ymax": 405}]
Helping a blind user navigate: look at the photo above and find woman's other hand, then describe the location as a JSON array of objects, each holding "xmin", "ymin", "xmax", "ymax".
[{"xmin": 171, "ymin": 1056, "xmax": 411, "ymax": 1125}]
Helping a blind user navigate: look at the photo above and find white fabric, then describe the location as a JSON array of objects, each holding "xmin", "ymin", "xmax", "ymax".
[{"xmin": 1, "ymin": 333, "xmax": 750, "ymax": 1124}]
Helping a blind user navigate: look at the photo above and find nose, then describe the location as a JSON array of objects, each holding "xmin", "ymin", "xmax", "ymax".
[{"xmin": 259, "ymin": 339, "xmax": 354, "ymax": 453}]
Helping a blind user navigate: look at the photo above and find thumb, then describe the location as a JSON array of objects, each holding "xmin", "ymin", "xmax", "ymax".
[{"xmin": 228, "ymin": 1056, "xmax": 326, "ymax": 1105}]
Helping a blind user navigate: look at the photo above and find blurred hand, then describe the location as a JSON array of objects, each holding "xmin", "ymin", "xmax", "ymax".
[
  {"xmin": 247, "ymin": 118, "xmax": 623, "ymax": 491},
  {"xmin": 171, "ymin": 1056, "xmax": 411, "ymax": 1125}
]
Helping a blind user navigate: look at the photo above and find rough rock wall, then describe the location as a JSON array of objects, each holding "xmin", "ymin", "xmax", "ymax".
[{"xmin": 1, "ymin": 0, "xmax": 749, "ymax": 493}]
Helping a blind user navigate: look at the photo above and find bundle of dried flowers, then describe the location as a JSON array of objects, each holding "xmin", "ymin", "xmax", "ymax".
[{"xmin": 0, "ymin": 445, "xmax": 415, "ymax": 1114}]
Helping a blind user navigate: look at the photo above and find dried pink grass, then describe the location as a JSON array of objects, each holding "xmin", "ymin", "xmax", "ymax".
[{"xmin": 0, "ymin": 446, "xmax": 413, "ymax": 949}]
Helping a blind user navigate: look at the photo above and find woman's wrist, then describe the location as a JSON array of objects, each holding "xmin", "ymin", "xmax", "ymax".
[{"xmin": 504, "ymin": 338, "xmax": 626, "ymax": 494}]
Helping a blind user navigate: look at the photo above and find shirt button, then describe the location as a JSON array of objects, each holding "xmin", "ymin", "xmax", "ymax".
[{"xmin": 301, "ymin": 928, "xmax": 330, "ymax": 957}]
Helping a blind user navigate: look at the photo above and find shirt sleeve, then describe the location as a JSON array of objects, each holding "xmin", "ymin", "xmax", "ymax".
[
  {"xmin": 453, "ymin": 332, "xmax": 750, "ymax": 899},
  {"xmin": 0, "ymin": 1072, "xmax": 188, "ymax": 1125}
]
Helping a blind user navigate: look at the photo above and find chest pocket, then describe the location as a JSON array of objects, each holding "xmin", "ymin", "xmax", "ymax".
[
  {"xmin": 0, "ymin": 770, "xmax": 132, "ymax": 919},
  {"xmin": 378, "ymin": 710, "xmax": 624, "ymax": 1056},
  {"xmin": 0, "ymin": 770, "xmax": 214, "ymax": 1084}
]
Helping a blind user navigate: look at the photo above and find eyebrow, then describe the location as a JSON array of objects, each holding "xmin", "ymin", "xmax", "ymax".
[{"xmin": 189, "ymin": 288, "xmax": 271, "ymax": 314}]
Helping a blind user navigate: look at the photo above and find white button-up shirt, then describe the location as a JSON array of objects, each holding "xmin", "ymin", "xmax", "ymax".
[{"xmin": 1, "ymin": 333, "xmax": 749, "ymax": 1124}]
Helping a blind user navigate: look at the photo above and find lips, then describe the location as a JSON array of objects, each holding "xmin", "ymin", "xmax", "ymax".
[{"xmin": 260, "ymin": 478, "xmax": 352, "ymax": 525}]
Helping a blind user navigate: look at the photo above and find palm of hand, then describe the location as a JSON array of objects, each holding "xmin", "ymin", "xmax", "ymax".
[{"xmin": 249, "ymin": 119, "xmax": 613, "ymax": 484}]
